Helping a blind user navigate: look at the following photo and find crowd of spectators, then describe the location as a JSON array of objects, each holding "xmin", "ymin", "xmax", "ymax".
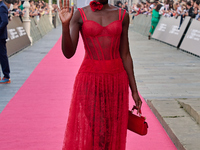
[
  {"xmin": 115, "ymin": 1, "xmax": 129, "ymax": 12},
  {"xmin": 128, "ymin": 0, "xmax": 200, "ymax": 21},
  {"xmin": 8, "ymin": 0, "xmax": 58, "ymax": 22},
  {"xmin": 9, "ymin": 0, "xmax": 200, "ymax": 22}
]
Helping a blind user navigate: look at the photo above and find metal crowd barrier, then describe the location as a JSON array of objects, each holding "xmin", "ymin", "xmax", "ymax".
[
  {"xmin": 7, "ymin": 17, "xmax": 31, "ymax": 56},
  {"xmin": 30, "ymin": 17, "xmax": 42, "ymax": 43},
  {"xmin": 30, "ymin": 14, "xmax": 61, "ymax": 44},
  {"xmin": 131, "ymin": 14, "xmax": 152, "ymax": 36},
  {"xmin": 179, "ymin": 19, "xmax": 200, "ymax": 56},
  {"xmin": 132, "ymin": 14, "xmax": 200, "ymax": 57},
  {"xmin": 6, "ymin": 15, "xmax": 61, "ymax": 56}
]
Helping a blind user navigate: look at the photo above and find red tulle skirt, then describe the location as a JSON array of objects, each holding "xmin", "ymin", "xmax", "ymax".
[{"xmin": 62, "ymin": 58, "xmax": 129, "ymax": 150}]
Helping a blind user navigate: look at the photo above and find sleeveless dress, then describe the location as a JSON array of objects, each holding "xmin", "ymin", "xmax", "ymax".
[
  {"xmin": 62, "ymin": 8, "xmax": 129, "ymax": 150},
  {"xmin": 149, "ymin": 9, "xmax": 160, "ymax": 34}
]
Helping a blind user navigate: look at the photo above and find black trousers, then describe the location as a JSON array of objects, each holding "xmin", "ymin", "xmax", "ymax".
[
  {"xmin": 0, "ymin": 39, "xmax": 10, "ymax": 79},
  {"xmin": 179, "ymin": 15, "xmax": 184, "ymax": 29}
]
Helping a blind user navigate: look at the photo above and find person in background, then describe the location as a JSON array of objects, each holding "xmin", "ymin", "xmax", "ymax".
[
  {"xmin": 180, "ymin": 2, "xmax": 187, "ymax": 15},
  {"xmin": 121, "ymin": 3, "xmax": 125, "ymax": 9},
  {"xmin": 142, "ymin": 2, "xmax": 149, "ymax": 15},
  {"xmin": 185, "ymin": 1, "xmax": 195, "ymax": 17},
  {"xmin": 164, "ymin": 0, "xmax": 169, "ymax": 11},
  {"xmin": 169, "ymin": 1, "xmax": 174, "ymax": 10},
  {"xmin": 143, "ymin": 0, "xmax": 152, "ymax": 15},
  {"xmin": 0, "ymin": 0, "xmax": 12, "ymax": 84},
  {"xmin": 35, "ymin": 2, "xmax": 41, "ymax": 21},
  {"xmin": 162, "ymin": 0, "xmax": 174, "ymax": 17},
  {"xmin": 173, "ymin": 2, "xmax": 178, "ymax": 16},
  {"xmin": 52, "ymin": 3, "xmax": 57, "ymax": 27},
  {"xmin": 38, "ymin": 2, "xmax": 45, "ymax": 16},
  {"xmin": 29, "ymin": 2, "xmax": 38, "ymax": 17},
  {"xmin": 179, "ymin": 0, "xmax": 198, "ymax": 28},
  {"xmin": 195, "ymin": 1, "xmax": 200, "ymax": 20},
  {"xmin": 44, "ymin": 4, "xmax": 49, "ymax": 15},
  {"xmin": 148, "ymin": 4, "xmax": 162, "ymax": 40},
  {"xmin": 191, "ymin": 0, "xmax": 195, "ymax": 7},
  {"xmin": 140, "ymin": 2, "xmax": 146, "ymax": 14},
  {"xmin": 124, "ymin": 1, "xmax": 128, "ymax": 12},
  {"xmin": 130, "ymin": 3, "xmax": 136, "ymax": 13},
  {"xmin": 131, "ymin": 3, "xmax": 141, "ymax": 19},
  {"xmin": 176, "ymin": 2, "xmax": 182, "ymax": 17},
  {"xmin": 146, "ymin": 0, "xmax": 151, "ymax": 9},
  {"xmin": 193, "ymin": 0, "xmax": 199, "ymax": 18},
  {"xmin": 19, "ymin": 0, "xmax": 24, "ymax": 10},
  {"xmin": 29, "ymin": 0, "xmax": 34, "ymax": 7},
  {"xmin": 149, "ymin": 0, "xmax": 156, "ymax": 13},
  {"xmin": 134, "ymin": 3, "xmax": 141, "ymax": 16},
  {"xmin": 11, "ymin": 0, "xmax": 24, "ymax": 22},
  {"xmin": 116, "ymin": 1, "xmax": 122, "ymax": 8}
]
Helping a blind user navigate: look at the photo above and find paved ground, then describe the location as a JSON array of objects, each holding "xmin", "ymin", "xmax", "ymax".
[
  {"xmin": 128, "ymin": 25, "xmax": 200, "ymax": 150},
  {"xmin": 0, "ymin": 26, "xmax": 62, "ymax": 113},
  {"xmin": 0, "ymin": 24, "xmax": 200, "ymax": 150},
  {"xmin": 129, "ymin": 25, "xmax": 200, "ymax": 99}
]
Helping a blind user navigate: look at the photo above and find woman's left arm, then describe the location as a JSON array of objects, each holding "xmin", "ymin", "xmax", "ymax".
[{"xmin": 119, "ymin": 12, "xmax": 142, "ymax": 113}]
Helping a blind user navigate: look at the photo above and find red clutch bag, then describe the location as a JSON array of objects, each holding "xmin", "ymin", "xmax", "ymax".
[{"xmin": 127, "ymin": 106, "xmax": 148, "ymax": 136}]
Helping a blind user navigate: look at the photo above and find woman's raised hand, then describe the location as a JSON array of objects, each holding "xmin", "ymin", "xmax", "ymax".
[{"xmin": 57, "ymin": 0, "xmax": 74, "ymax": 25}]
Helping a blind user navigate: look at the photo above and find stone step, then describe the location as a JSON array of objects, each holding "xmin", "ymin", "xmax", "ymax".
[
  {"xmin": 177, "ymin": 98, "xmax": 200, "ymax": 125},
  {"xmin": 147, "ymin": 99, "xmax": 200, "ymax": 150}
]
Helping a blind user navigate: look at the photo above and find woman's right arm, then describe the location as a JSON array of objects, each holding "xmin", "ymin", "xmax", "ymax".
[{"xmin": 59, "ymin": 0, "xmax": 81, "ymax": 59}]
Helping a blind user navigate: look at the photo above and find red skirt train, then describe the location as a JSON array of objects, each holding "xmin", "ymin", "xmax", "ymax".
[{"xmin": 62, "ymin": 58, "xmax": 129, "ymax": 150}]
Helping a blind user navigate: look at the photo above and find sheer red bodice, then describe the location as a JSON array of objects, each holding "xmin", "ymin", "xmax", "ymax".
[
  {"xmin": 79, "ymin": 8, "xmax": 126, "ymax": 60},
  {"xmin": 62, "ymin": 8, "xmax": 129, "ymax": 150}
]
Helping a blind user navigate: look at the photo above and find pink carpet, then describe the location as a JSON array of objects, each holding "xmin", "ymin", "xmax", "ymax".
[{"xmin": 0, "ymin": 37, "xmax": 177, "ymax": 150}]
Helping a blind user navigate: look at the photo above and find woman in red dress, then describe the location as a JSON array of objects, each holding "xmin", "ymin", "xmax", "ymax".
[{"xmin": 58, "ymin": 0, "xmax": 142, "ymax": 149}]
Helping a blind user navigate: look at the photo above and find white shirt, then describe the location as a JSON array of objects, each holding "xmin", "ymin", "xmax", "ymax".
[
  {"xmin": 177, "ymin": 6, "xmax": 182, "ymax": 15},
  {"xmin": 150, "ymin": 4, "xmax": 155, "ymax": 9}
]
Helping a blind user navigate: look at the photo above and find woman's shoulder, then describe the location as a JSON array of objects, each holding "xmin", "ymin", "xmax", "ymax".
[{"xmin": 79, "ymin": 5, "xmax": 90, "ymax": 12}]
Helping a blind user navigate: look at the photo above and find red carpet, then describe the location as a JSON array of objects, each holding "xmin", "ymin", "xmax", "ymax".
[{"xmin": 0, "ymin": 37, "xmax": 177, "ymax": 150}]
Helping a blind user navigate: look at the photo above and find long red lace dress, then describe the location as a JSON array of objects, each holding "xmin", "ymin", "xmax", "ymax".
[{"xmin": 62, "ymin": 8, "xmax": 129, "ymax": 150}]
